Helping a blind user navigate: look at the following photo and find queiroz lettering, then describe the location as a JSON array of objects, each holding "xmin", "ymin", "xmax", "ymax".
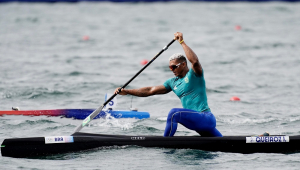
[{"xmin": 246, "ymin": 136, "xmax": 289, "ymax": 143}]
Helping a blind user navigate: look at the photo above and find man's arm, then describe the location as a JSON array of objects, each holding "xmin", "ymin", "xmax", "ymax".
[
  {"xmin": 174, "ymin": 32, "xmax": 203, "ymax": 76},
  {"xmin": 114, "ymin": 85, "xmax": 171, "ymax": 97}
]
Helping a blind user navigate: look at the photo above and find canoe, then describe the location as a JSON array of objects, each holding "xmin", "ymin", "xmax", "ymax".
[
  {"xmin": 2, "ymin": 132, "xmax": 299, "ymax": 158},
  {"xmin": 0, "ymin": 0, "xmax": 299, "ymax": 2},
  {"xmin": 0, "ymin": 109, "xmax": 150, "ymax": 119}
]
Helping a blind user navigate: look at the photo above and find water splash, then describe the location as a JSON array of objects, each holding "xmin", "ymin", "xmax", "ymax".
[
  {"xmin": 156, "ymin": 117, "xmax": 167, "ymax": 121},
  {"xmin": 93, "ymin": 111, "xmax": 136, "ymax": 130}
]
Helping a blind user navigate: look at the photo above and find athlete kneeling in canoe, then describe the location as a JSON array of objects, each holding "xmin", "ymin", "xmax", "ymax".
[{"xmin": 114, "ymin": 32, "xmax": 222, "ymax": 137}]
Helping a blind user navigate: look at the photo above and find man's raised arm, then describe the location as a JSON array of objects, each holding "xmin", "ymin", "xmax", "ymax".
[{"xmin": 174, "ymin": 32, "xmax": 203, "ymax": 76}]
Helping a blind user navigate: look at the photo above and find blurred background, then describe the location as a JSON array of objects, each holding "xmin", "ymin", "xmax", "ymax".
[{"xmin": 0, "ymin": 1, "xmax": 300, "ymax": 169}]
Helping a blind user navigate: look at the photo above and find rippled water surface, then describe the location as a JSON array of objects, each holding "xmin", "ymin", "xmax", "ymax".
[{"xmin": 1, "ymin": 2, "xmax": 300, "ymax": 169}]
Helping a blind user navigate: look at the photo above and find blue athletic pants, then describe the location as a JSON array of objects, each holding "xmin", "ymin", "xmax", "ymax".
[{"xmin": 164, "ymin": 108, "xmax": 223, "ymax": 137}]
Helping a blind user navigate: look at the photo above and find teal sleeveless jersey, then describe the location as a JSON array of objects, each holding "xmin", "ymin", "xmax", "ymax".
[{"xmin": 163, "ymin": 68, "xmax": 210, "ymax": 112}]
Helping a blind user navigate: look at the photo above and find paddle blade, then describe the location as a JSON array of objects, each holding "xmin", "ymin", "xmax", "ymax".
[{"xmin": 73, "ymin": 105, "xmax": 104, "ymax": 133}]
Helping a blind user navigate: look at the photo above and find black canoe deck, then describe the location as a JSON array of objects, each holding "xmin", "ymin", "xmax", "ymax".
[{"xmin": 2, "ymin": 132, "xmax": 300, "ymax": 158}]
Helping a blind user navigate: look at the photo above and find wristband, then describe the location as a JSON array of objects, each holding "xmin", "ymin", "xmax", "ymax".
[{"xmin": 180, "ymin": 40, "xmax": 184, "ymax": 44}]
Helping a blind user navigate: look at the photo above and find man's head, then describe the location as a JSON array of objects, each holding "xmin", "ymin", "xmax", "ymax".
[
  {"xmin": 169, "ymin": 53, "xmax": 188, "ymax": 77},
  {"xmin": 169, "ymin": 53, "xmax": 187, "ymax": 63}
]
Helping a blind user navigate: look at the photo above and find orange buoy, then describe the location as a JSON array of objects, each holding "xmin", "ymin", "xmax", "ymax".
[
  {"xmin": 235, "ymin": 25, "xmax": 242, "ymax": 31},
  {"xmin": 82, "ymin": 35, "xmax": 90, "ymax": 41},
  {"xmin": 140, "ymin": 59, "xmax": 148, "ymax": 65},
  {"xmin": 230, "ymin": 96, "xmax": 240, "ymax": 101}
]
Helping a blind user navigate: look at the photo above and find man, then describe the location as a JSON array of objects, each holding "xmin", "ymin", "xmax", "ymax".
[{"xmin": 114, "ymin": 32, "xmax": 222, "ymax": 137}]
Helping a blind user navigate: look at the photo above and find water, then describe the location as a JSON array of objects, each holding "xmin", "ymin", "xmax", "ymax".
[{"xmin": 1, "ymin": 2, "xmax": 300, "ymax": 169}]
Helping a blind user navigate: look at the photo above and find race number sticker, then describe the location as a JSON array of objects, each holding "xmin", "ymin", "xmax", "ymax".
[
  {"xmin": 45, "ymin": 136, "xmax": 74, "ymax": 144},
  {"xmin": 246, "ymin": 136, "xmax": 289, "ymax": 143}
]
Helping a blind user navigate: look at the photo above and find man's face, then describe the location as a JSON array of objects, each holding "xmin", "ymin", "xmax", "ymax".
[{"xmin": 169, "ymin": 59, "xmax": 185, "ymax": 77}]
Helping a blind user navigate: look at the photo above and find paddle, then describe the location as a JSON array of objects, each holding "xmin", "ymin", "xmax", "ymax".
[{"xmin": 73, "ymin": 39, "xmax": 176, "ymax": 133}]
